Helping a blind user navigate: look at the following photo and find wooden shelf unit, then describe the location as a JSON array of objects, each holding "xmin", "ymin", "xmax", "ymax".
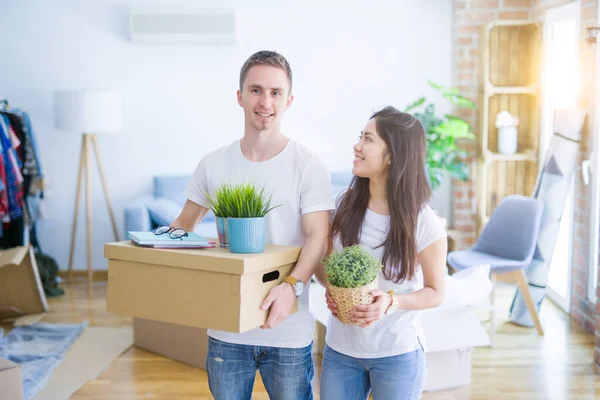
[{"xmin": 477, "ymin": 21, "xmax": 542, "ymax": 232}]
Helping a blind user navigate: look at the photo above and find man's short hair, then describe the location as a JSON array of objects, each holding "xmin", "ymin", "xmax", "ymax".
[{"xmin": 239, "ymin": 50, "xmax": 292, "ymax": 93}]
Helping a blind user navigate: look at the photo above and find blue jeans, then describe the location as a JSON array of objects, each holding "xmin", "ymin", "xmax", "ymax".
[
  {"xmin": 206, "ymin": 337, "xmax": 314, "ymax": 400},
  {"xmin": 320, "ymin": 345, "xmax": 427, "ymax": 400}
]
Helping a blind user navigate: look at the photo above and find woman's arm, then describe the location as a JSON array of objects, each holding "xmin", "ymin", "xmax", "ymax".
[
  {"xmin": 352, "ymin": 237, "xmax": 447, "ymax": 326},
  {"xmin": 393, "ymin": 237, "xmax": 447, "ymax": 310}
]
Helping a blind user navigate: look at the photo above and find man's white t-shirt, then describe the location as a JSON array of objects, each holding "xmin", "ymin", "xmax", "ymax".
[
  {"xmin": 325, "ymin": 204, "xmax": 447, "ymax": 358},
  {"xmin": 185, "ymin": 139, "xmax": 335, "ymax": 348}
]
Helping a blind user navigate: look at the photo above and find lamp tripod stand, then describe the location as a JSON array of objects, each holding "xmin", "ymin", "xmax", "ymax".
[{"xmin": 67, "ymin": 133, "xmax": 119, "ymax": 297}]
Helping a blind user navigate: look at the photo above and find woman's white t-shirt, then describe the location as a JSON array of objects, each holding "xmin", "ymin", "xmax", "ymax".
[{"xmin": 325, "ymin": 205, "xmax": 447, "ymax": 359}]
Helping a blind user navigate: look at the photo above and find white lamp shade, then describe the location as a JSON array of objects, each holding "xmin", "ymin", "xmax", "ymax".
[{"xmin": 54, "ymin": 90, "xmax": 123, "ymax": 134}]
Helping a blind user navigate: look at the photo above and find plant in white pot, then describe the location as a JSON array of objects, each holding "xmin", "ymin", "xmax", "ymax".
[
  {"xmin": 324, "ymin": 245, "xmax": 383, "ymax": 325},
  {"xmin": 208, "ymin": 183, "xmax": 280, "ymax": 253}
]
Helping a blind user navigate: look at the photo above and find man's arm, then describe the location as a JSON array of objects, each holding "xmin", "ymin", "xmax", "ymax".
[
  {"xmin": 288, "ymin": 210, "xmax": 330, "ymax": 284},
  {"xmin": 171, "ymin": 200, "xmax": 210, "ymax": 232},
  {"xmin": 313, "ymin": 233, "xmax": 333, "ymax": 287},
  {"xmin": 260, "ymin": 210, "xmax": 330, "ymax": 329}
]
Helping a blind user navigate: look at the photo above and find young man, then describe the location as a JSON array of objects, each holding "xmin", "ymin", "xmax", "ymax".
[{"xmin": 170, "ymin": 51, "xmax": 334, "ymax": 399}]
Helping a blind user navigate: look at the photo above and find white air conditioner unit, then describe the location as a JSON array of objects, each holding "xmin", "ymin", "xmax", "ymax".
[{"xmin": 129, "ymin": 8, "xmax": 236, "ymax": 45}]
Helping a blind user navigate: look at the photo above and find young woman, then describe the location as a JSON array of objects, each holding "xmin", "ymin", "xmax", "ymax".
[{"xmin": 315, "ymin": 106, "xmax": 448, "ymax": 400}]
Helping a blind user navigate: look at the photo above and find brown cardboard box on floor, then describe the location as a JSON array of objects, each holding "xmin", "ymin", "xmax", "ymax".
[
  {"xmin": 133, "ymin": 318, "xmax": 207, "ymax": 370},
  {"xmin": 0, "ymin": 357, "xmax": 23, "ymax": 400},
  {"xmin": 133, "ymin": 318, "xmax": 324, "ymax": 371},
  {"xmin": 0, "ymin": 246, "xmax": 48, "ymax": 323},
  {"xmin": 105, "ymin": 241, "xmax": 301, "ymax": 333}
]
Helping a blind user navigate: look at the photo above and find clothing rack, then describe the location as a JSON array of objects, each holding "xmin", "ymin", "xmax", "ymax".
[{"xmin": 0, "ymin": 98, "xmax": 45, "ymax": 250}]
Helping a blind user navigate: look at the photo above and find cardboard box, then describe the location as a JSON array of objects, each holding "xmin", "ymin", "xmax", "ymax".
[
  {"xmin": 133, "ymin": 318, "xmax": 207, "ymax": 370},
  {"xmin": 0, "ymin": 246, "xmax": 48, "ymax": 322},
  {"xmin": 105, "ymin": 241, "xmax": 301, "ymax": 333},
  {"xmin": 420, "ymin": 307, "xmax": 490, "ymax": 392},
  {"xmin": 424, "ymin": 348, "xmax": 472, "ymax": 391},
  {"xmin": 0, "ymin": 357, "xmax": 23, "ymax": 400},
  {"xmin": 308, "ymin": 279, "xmax": 328, "ymax": 356},
  {"xmin": 313, "ymin": 321, "xmax": 326, "ymax": 356},
  {"xmin": 133, "ymin": 316, "xmax": 325, "ymax": 371}
]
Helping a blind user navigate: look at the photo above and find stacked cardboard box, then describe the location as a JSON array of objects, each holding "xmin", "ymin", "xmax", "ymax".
[
  {"xmin": 0, "ymin": 246, "xmax": 48, "ymax": 400},
  {"xmin": 105, "ymin": 241, "xmax": 304, "ymax": 370},
  {"xmin": 105, "ymin": 241, "xmax": 302, "ymax": 332}
]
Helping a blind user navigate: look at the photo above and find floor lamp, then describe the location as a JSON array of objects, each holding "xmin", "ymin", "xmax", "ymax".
[{"xmin": 54, "ymin": 90, "xmax": 122, "ymax": 297}]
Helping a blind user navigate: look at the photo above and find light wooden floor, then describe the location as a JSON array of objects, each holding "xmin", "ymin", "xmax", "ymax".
[{"xmin": 5, "ymin": 278, "xmax": 599, "ymax": 399}]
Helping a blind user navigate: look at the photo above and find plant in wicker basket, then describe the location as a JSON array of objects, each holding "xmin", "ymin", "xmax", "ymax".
[{"xmin": 324, "ymin": 245, "xmax": 383, "ymax": 325}]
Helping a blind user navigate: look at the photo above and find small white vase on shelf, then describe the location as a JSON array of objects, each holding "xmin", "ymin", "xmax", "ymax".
[
  {"xmin": 495, "ymin": 111, "xmax": 519, "ymax": 155},
  {"xmin": 498, "ymin": 126, "xmax": 518, "ymax": 154}
]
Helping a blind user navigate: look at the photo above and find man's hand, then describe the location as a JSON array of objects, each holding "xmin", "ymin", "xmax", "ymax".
[
  {"xmin": 352, "ymin": 289, "xmax": 392, "ymax": 328},
  {"xmin": 260, "ymin": 283, "xmax": 296, "ymax": 329}
]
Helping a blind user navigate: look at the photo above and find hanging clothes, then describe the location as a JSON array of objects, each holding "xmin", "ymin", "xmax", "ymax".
[
  {"xmin": 3, "ymin": 108, "xmax": 44, "ymax": 230},
  {"xmin": 0, "ymin": 114, "xmax": 24, "ymax": 221},
  {"xmin": 0, "ymin": 100, "xmax": 45, "ymax": 248}
]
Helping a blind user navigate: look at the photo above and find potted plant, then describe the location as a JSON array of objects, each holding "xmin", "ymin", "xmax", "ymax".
[
  {"xmin": 208, "ymin": 183, "xmax": 280, "ymax": 253},
  {"xmin": 206, "ymin": 184, "xmax": 234, "ymax": 248},
  {"xmin": 324, "ymin": 245, "xmax": 383, "ymax": 325},
  {"xmin": 404, "ymin": 81, "xmax": 476, "ymax": 190}
]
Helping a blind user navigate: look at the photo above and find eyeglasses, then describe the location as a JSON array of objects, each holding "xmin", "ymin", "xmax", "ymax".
[{"xmin": 153, "ymin": 225, "xmax": 188, "ymax": 240}]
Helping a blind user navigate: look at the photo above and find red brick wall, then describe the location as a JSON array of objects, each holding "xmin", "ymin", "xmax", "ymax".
[
  {"xmin": 452, "ymin": 0, "xmax": 600, "ymax": 364},
  {"xmin": 451, "ymin": 0, "xmax": 533, "ymax": 248}
]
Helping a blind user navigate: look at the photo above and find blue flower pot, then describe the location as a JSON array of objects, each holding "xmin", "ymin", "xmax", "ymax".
[
  {"xmin": 215, "ymin": 217, "xmax": 229, "ymax": 248},
  {"xmin": 228, "ymin": 217, "xmax": 266, "ymax": 254}
]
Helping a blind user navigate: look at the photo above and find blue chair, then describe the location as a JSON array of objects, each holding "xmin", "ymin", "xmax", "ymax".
[{"xmin": 447, "ymin": 195, "xmax": 545, "ymax": 335}]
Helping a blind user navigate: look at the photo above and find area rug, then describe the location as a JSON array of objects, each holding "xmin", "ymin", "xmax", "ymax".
[
  {"xmin": 0, "ymin": 322, "xmax": 88, "ymax": 399},
  {"xmin": 33, "ymin": 326, "xmax": 133, "ymax": 400}
]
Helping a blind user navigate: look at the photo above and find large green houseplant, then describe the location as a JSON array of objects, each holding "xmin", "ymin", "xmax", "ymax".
[
  {"xmin": 207, "ymin": 183, "xmax": 280, "ymax": 253},
  {"xmin": 324, "ymin": 245, "xmax": 383, "ymax": 325},
  {"xmin": 404, "ymin": 81, "xmax": 476, "ymax": 190}
]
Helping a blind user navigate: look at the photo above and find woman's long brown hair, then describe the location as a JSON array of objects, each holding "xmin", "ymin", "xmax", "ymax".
[{"xmin": 331, "ymin": 106, "xmax": 431, "ymax": 283}]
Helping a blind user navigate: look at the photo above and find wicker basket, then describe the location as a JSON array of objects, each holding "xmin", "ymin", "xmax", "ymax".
[{"xmin": 327, "ymin": 278, "xmax": 378, "ymax": 325}]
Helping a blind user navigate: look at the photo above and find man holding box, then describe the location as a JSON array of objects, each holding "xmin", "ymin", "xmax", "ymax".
[{"xmin": 171, "ymin": 50, "xmax": 334, "ymax": 399}]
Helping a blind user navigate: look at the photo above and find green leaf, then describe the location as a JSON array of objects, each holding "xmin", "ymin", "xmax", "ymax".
[
  {"xmin": 442, "ymin": 93, "xmax": 476, "ymax": 109},
  {"xmin": 445, "ymin": 162, "xmax": 470, "ymax": 181},
  {"xmin": 431, "ymin": 118, "xmax": 474, "ymax": 140},
  {"xmin": 428, "ymin": 80, "xmax": 460, "ymax": 94},
  {"xmin": 206, "ymin": 182, "xmax": 281, "ymax": 218},
  {"xmin": 403, "ymin": 97, "xmax": 426, "ymax": 113},
  {"xmin": 404, "ymin": 81, "xmax": 475, "ymax": 188},
  {"xmin": 444, "ymin": 114, "xmax": 467, "ymax": 122}
]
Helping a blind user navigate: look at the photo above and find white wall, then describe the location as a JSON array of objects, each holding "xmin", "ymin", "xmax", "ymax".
[{"xmin": 0, "ymin": 0, "xmax": 453, "ymax": 270}]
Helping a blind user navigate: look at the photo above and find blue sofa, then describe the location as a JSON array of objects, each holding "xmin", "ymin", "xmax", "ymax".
[{"xmin": 124, "ymin": 173, "xmax": 354, "ymax": 238}]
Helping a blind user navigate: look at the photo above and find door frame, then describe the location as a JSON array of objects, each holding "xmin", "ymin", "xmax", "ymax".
[
  {"xmin": 541, "ymin": 1, "xmax": 581, "ymax": 312},
  {"xmin": 587, "ymin": 2, "xmax": 600, "ymax": 304}
]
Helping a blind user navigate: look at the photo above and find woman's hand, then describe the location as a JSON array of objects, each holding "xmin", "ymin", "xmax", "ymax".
[
  {"xmin": 352, "ymin": 289, "xmax": 392, "ymax": 327},
  {"xmin": 325, "ymin": 286, "xmax": 338, "ymax": 317}
]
